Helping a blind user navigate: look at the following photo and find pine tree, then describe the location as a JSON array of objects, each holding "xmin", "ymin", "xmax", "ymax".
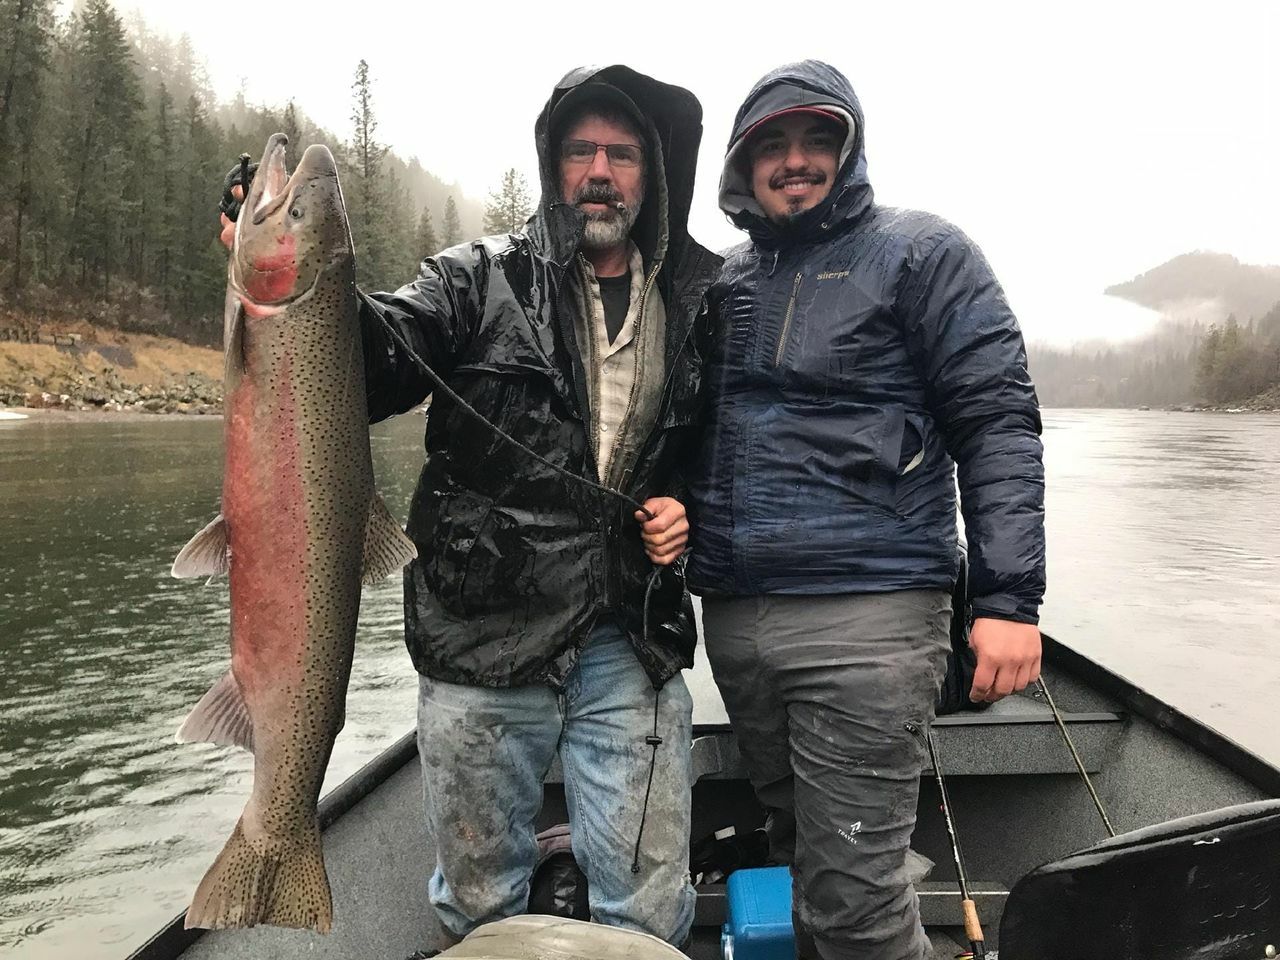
[
  {"xmin": 443, "ymin": 194, "xmax": 461, "ymax": 247},
  {"xmin": 152, "ymin": 82, "xmax": 175, "ymax": 307},
  {"xmin": 348, "ymin": 58, "xmax": 393, "ymax": 286},
  {"xmin": 0, "ymin": 0, "xmax": 56, "ymax": 291},
  {"xmin": 482, "ymin": 168, "xmax": 533, "ymax": 236},
  {"xmin": 58, "ymin": 0, "xmax": 143, "ymax": 293},
  {"xmin": 414, "ymin": 205, "xmax": 439, "ymax": 261},
  {"xmin": 174, "ymin": 93, "xmax": 224, "ymax": 337},
  {"xmin": 1196, "ymin": 325, "xmax": 1222, "ymax": 401},
  {"xmin": 281, "ymin": 98, "xmax": 301, "ymax": 151}
]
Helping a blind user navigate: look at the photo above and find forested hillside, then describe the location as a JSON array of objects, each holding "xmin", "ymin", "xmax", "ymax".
[
  {"xmin": 1031, "ymin": 254, "xmax": 1280, "ymax": 409},
  {"xmin": 0, "ymin": 0, "xmax": 488, "ymax": 346},
  {"xmin": 1105, "ymin": 252, "xmax": 1280, "ymax": 323}
]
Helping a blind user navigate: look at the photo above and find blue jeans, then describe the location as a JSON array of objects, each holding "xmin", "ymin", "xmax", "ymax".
[{"xmin": 416, "ymin": 621, "xmax": 695, "ymax": 946}]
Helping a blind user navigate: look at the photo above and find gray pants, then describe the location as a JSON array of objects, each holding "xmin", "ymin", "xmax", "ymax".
[{"xmin": 702, "ymin": 591, "xmax": 952, "ymax": 960}]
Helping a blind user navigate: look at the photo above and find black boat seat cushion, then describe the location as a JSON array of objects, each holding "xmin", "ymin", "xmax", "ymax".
[{"xmin": 999, "ymin": 799, "xmax": 1280, "ymax": 960}]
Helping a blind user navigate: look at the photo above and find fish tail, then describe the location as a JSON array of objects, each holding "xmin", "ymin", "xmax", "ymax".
[{"xmin": 184, "ymin": 817, "xmax": 333, "ymax": 933}]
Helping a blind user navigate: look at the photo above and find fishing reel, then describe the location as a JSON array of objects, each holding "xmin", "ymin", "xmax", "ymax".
[{"xmin": 219, "ymin": 154, "xmax": 257, "ymax": 223}]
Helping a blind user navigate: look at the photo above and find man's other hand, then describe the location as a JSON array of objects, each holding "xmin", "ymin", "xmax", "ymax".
[
  {"xmin": 635, "ymin": 497, "xmax": 688, "ymax": 566},
  {"xmin": 219, "ymin": 184, "xmax": 242, "ymax": 251},
  {"xmin": 968, "ymin": 618, "xmax": 1041, "ymax": 703}
]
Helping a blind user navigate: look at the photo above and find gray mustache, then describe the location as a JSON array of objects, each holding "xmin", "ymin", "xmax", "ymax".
[{"xmin": 574, "ymin": 184, "xmax": 625, "ymax": 205}]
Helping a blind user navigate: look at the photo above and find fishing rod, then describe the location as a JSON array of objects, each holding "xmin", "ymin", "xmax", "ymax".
[
  {"xmin": 925, "ymin": 728, "xmax": 986, "ymax": 960},
  {"xmin": 1037, "ymin": 675, "xmax": 1117, "ymax": 838}
]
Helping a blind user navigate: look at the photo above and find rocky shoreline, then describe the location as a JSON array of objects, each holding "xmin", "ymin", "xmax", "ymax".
[{"xmin": 1, "ymin": 370, "xmax": 222, "ymax": 416}]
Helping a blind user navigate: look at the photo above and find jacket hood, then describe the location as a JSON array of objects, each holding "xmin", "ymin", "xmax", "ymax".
[
  {"xmin": 534, "ymin": 65, "xmax": 704, "ymax": 267},
  {"xmin": 719, "ymin": 60, "xmax": 874, "ymax": 244}
]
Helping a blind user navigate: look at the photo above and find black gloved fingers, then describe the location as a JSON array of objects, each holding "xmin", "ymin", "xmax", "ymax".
[{"xmin": 219, "ymin": 159, "xmax": 258, "ymax": 222}]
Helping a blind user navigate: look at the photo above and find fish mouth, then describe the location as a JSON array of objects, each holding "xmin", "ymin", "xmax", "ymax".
[
  {"xmin": 232, "ymin": 137, "xmax": 339, "ymax": 306},
  {"xmin": 246, "ymin": 134, "xmax": 291, "ymax": 226}
]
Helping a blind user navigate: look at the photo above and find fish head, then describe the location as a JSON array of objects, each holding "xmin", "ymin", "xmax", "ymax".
[{"xmin": 233, "ymin": 135, "xmax": 352, "ymax": 308}]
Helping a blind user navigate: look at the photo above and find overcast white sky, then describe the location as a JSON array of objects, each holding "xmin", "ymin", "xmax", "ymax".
[{"xmin": 102, "ymin": 0, "xmax": 1278, "ymax": 345}]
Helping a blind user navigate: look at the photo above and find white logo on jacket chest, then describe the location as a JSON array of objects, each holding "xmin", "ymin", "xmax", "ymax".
[{"xmin": 816, "ymin": 269, "xmax": 851, "ymax": 281}]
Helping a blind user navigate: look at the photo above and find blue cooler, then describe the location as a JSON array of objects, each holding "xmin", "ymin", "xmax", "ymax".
[{"xmin": 720, "ymin": 866, "xmax": 794, "ymax": 960}]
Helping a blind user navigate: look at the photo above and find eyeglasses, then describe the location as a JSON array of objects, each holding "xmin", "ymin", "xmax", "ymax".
[{"xmin": 561, "ymin": 139, "xmax": 644, "ymax": 168}]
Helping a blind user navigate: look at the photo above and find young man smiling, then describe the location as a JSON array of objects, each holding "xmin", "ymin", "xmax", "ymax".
[{"xmin": 687, "ymin": 61, "xmax": 1046, "ymax": 960}]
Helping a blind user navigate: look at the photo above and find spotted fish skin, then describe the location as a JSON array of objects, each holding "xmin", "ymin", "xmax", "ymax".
[{"xmin": 171, "ymin": 134, "xmax": 416, "ymax": 933}]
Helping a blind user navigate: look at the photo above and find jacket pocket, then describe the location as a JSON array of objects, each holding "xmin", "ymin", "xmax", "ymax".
[
  {"xmin": 745, "ymin": 401, "xmax": 908, "ymax": 522},
  {"xmin": 898, "ymin": 412, "xmax": 928, "ymax": 475},
  {"xmin": 419, "ymin": 490, "xmax": 491, "ymax": 618},
  {"xmin": 459, "ymin": 500, "xmax": 535, "ymax": 618}
]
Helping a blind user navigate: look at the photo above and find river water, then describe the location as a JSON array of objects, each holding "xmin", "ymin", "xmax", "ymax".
[{"xmin": 1, "ymin": 409, "xmax": 1277, "ymax": 958}]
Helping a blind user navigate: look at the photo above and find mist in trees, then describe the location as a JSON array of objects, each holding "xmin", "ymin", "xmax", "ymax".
[
  {"xmin": 482, "ymin": 168, "xmax": 534, "ymax": 236},
  {"xmin": 1029, "ymin": 303, "xmax": 1280, "ymax": 409},
  {"xmin": 442, "ymin": 195, "xmax": 462, "ymax": 248},
  {"xmin": 0, "ymin": 1, "xmax": 482, "ymax": 344},
  {"xmin": 414, "ymin": 206, "xmax": 439, "ymax": 263},
  {"xmin": 1195, "ymin": 309, "xmax": 1280, "ymax": 404}
]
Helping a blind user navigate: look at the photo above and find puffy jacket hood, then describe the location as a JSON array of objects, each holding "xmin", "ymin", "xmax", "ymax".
[
  {"xmin": 534, "ymin": 65, "xmax": 704, "ymax": 269},
  {"xmin": 719, "ymin": 60, "xmax": 874, "ymax": 244}
]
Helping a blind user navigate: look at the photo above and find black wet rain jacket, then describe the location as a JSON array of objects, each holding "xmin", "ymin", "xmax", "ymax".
[
  {"xmin": 686, "ymin": 61, "xmax": 1045, "ymax": 624},
  {"xmin": 358, "ymin": 66, "xmax": 721, "ymax": 688}
]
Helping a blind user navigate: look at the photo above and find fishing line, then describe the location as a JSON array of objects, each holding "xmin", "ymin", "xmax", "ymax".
[
  {"xmin": 371, "ymin": 313, "xmax": 654, "ymax": 522},
  {"xmin": 1037, "ymin": 676, "xmax": 1117, "ymax": 838}
]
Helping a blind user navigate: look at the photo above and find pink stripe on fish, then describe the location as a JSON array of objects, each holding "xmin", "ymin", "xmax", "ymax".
[{"xmin": 224, "ymin": 352, "xmax": 308, "ymax": 701}]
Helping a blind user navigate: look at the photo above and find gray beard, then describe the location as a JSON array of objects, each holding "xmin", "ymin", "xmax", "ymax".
[{"xmin": 580, "ymin": 203, "xmax": 640, "ymax": 250}]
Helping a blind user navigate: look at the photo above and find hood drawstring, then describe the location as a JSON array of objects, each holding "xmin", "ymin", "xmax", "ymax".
[
  {"xmin": 819, "ymin": 184, "xmax": 853, "ymax": 232},
  {"xmin": 631, "ymin": 686, "xmax": 663, "ymax": 874},
  {"xmin": 631, "ymin": 563, "xmax": 667, "ymax": 873}
]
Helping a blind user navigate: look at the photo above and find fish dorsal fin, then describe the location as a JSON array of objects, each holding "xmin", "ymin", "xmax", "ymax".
[
  {"xmin": 172, "ymin": 514, "xmax": 230, "ymax": 578},
  {"xmin": 362, "ymin": 494, "xmax": 418, "ymax": 585},
  {"xmin": 177, "ymin": 669, "xmax": 254, "ymax": 753}
]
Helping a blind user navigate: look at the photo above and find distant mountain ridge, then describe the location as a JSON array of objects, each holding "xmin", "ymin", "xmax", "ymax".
[{"xmin": 1105, "ymin": 252, "xmax": 1280, "ymax": 323}]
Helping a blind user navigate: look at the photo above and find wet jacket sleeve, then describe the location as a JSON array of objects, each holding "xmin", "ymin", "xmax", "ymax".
[
  {"xmin": 898, "ymin": 229, "xmax": 1046, "ymax": 624},
  {"xmin": 358, "ymin": 248, "xmax": 485, "ymax": 423}
]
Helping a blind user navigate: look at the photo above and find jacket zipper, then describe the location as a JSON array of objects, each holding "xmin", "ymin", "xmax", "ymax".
[
  {"xmin": 577, "ymin": 255, "xmax": 604, "ymax": 478},
  {"xmin": 773, "ymin": 271, "xmax": 803, "ymax": 367},
  {"xmin": 626, "ymin": 247, "xmax": 716, "ymax": 486}
]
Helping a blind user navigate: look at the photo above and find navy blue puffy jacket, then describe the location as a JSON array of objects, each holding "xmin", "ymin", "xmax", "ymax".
[{"xmin": 686, "ymin": 61, "xmax": 1045, "ymax": 624}]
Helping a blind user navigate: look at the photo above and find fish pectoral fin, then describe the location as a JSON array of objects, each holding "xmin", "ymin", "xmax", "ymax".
[
  {"xmin": 172, "ymin": 514, "xmax": 230, "ymax": 578},
  {"xmin": 177, "ymin": 669, "xmax": 255, "ymax": 753},
  {"xmin": 361, "ymin": 494, "xmax": 418, "ymax": 585}
]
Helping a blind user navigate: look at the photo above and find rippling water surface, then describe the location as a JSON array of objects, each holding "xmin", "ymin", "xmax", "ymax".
[{"xmin": 0, "ymin": 410, "xmax": 1277, "ymax": 957}]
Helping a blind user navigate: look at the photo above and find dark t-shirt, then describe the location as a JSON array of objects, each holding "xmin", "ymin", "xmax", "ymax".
[{"xmin": 597, "ymin": 272, "xmax": 631, "ymax": 345}]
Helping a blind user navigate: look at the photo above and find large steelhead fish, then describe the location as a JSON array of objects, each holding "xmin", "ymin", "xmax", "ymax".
[{"xmin": 171, "ymin": 133, "xmax": 416, "ymax": 932}]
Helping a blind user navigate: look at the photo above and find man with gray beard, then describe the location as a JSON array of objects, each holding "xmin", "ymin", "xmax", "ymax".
[
  {"xmin": 215, "ymin": 66, "xmax": 719, "ymax": 953},
  {"xmin": 228, "ymin": 66, "xmax": 719, "ymax": 953}
]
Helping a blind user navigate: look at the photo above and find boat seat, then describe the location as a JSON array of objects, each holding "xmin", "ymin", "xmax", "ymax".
[
  {"xmin": 998, "ymin": 799, "xmax": 1280, "ymax": 959},
  {"xmin": 928, "ymin": 692, "xmax": 1124, "ymax": 776},
  {"xmin": 680, "ymin": 694, "xmax": 1125, "ymax": 784}
]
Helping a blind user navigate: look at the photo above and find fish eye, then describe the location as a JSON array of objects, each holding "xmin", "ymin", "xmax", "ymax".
[{"xmin": 289, "ymin": 205, "xmax": 304, "ymax": 220}]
